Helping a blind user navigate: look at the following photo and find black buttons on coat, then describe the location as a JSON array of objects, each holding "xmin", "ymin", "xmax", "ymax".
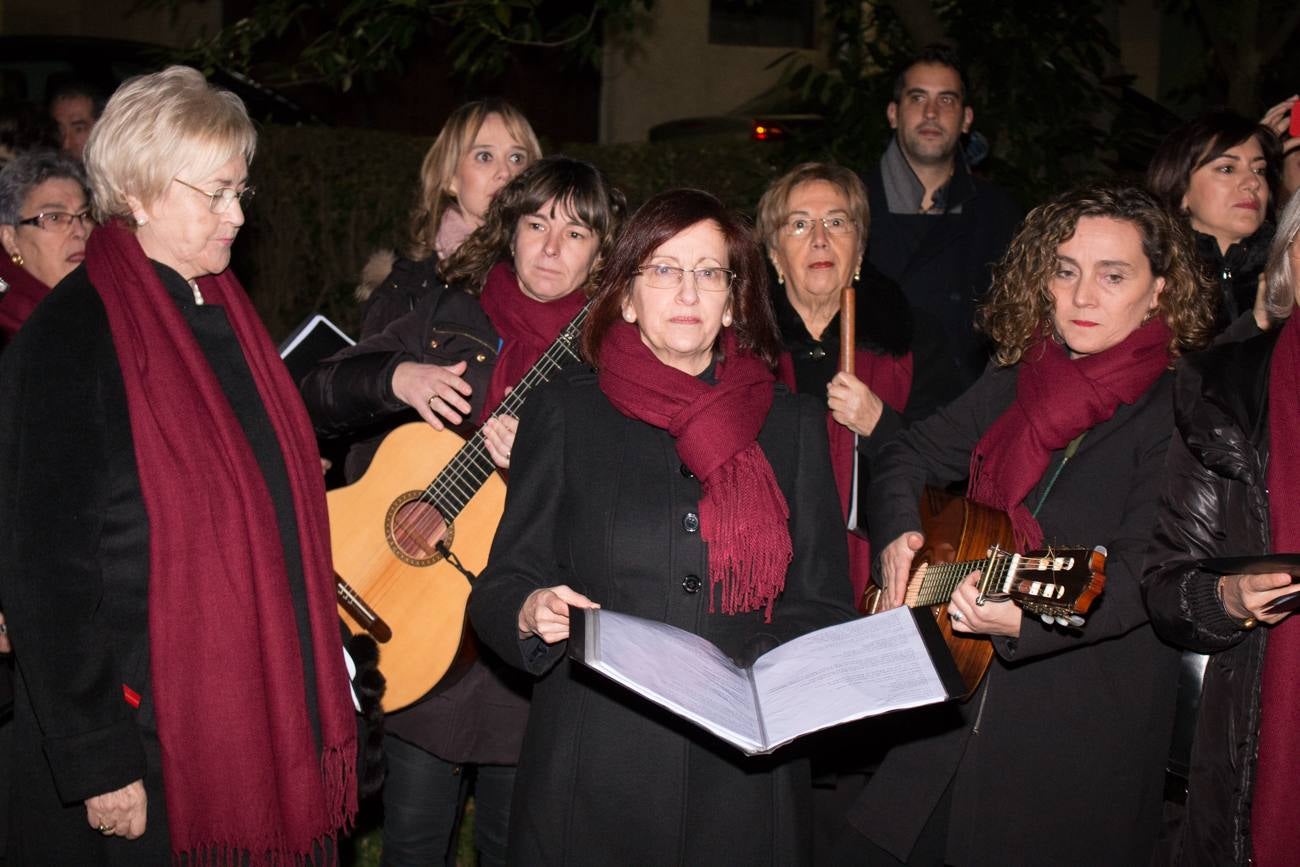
[
  {"xmin": 679, "ymin": 463, "xmax": 695, "ymax": 479},
  {"xmin": 682, "ymin": 512, "xmax": 700, "ymax": 533},
  {"xmin": 682, "ymin": 574, "xmax": 702, "ymax": 594}
]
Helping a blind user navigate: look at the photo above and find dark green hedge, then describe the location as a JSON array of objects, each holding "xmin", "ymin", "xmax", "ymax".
[{"xmin": 238, "ymin": 125, "xmax": 785, "ymax": 340}]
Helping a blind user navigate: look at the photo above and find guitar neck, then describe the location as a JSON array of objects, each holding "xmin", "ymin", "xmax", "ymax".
[
  {"xmin": 908, "ymin": 553, "xmax": 1015, "ymax": 608},
  {"xmin": 421, "ymin": 301, "xmax": 591, "ymax": 522}
]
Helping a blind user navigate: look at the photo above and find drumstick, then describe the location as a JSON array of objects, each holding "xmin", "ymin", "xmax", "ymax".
[{"xmin": 839, "ymin": 285, "xmax": 855, "ymax": 375}]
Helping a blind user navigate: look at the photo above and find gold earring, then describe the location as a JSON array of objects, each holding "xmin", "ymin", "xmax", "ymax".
[
  {"xmin": 10, "ymin": 252, "xmax": 22, "ymax": 266},
  {"xmin": 853, "ymin": 265, "xmax": 861, "ymax": 284}
]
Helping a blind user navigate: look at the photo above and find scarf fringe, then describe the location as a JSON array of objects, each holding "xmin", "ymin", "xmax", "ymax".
[
  {"xmin": 701, "ymin": 444, "xmax": 793, "ymax": 622},
  {"xmin": 172, "ymin": 745, "xmax": 355, "ymax": 867}
]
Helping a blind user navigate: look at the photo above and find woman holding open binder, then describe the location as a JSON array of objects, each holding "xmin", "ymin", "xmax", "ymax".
[
  {"xmin": 467, "ymin": 188, "xmax": 855, "ymax": 864},
  {"xmin": 847, "ymin": 184, "xmax": 1215, "ymax": 866}
]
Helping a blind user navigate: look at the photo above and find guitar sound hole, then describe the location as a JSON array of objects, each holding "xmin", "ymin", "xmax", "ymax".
[{"xmin": 386, "ymin": 493, "xmax": 455, "ymax": 566}]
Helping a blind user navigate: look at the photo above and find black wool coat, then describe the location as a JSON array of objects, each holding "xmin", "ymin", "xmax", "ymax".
[
  {"xmin": 468, "ymin": 367, "xmax": 856, "ymax": 866},
  {"xmin": 865, "ymin": 161, "xmax": 1021, "ymax": 387},
  {"xmin": 852, "ymin": 363, "xmax": 1182, "ymax": 867},
  {"xmin": 0, "ymin": 264, "xmax": 322, "ymax": 865}
]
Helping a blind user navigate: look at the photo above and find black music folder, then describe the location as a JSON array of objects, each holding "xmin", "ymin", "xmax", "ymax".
[{"xmin": 278, "ymin": 313, "xmax": 355, "ymax": 384}]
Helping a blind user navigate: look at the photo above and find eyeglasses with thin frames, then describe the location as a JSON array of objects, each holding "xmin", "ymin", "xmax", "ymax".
[
  {"xmin": 173, "ymin": 178, "xmax": 256, "ymax": 214},
  {"xmin": 782, "ymin": 215, "xmax": 857, "ymax": 237},
  {"xmin": 635, "ymin": 264, "xmax": 735, "ymax": 293},
  {"xmin": 16, "ymin": 210, "xmax": 95, "ymax": 233}
]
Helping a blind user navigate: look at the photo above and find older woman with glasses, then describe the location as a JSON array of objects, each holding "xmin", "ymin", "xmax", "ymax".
[
  {"xmin": 0, "ymin": 67, "xmax": 356, "ymax": 864},
  {"xmin": 467, "ymin": 189, "xmax": 855, "ymax": 863},
  {"xmin": 0, "ymin": 149, "xmax": 92, "ymax": 343},
  {"xmin": 757, "ymin": 162, "xmax": 960, "ymax": 610}
]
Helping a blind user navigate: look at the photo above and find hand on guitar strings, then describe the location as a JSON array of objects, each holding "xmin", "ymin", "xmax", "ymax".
[
  {"xmin": 949, "ymin": 572, "xmax": 1021, "ymax": 638},
  {"xmin": 827, "ymin": 371, "xmax": 884, "ymax": 437},
  {"xmin": 482, "ymin": 414, "xmax": 519, "ymax": 469},
  {"xmin": 391, "ymin": 360, "xmax": 473, "ymax": 430},
  {"xmin": 879, "ymin": 531, "xmax": 926, "ymax": 610},
  {"xmin": 1217, "ymin": 571, "xmax": 1296, "ymax": 628},
  {"xmin": 518, "ymin": 584, "xmax": 600, "ymax": 644}
]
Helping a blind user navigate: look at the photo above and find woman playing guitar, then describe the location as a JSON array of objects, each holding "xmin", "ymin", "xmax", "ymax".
[
  {"xmin": 840, "ymin": 185, "xmax": 1215, "ymax": 866},
  {"xmin": 300, "ymin": 156, "xmax": 624, "ymax": 867}
]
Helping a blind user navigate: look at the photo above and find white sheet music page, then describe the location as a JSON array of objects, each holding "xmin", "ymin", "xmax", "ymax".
[
  {"xmin": 751, "ymin": 606, "xmax": 950, "ymax": 750},
  {"xmin": 583, "ymin": 609, "xmax": 763, "ymax": 752}
]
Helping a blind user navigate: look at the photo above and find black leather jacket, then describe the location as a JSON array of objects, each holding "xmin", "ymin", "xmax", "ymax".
[
  {"xmin": 1194, "ymin": 226, "xmax": 1273, "ymax": 337},
  {"xmin": 300, "ymin": 284, "xmax": 498, "ymax": 483},
  {"xmin": 1143, "ymin": 330, "xmax": 1279, "ymax": 866}
]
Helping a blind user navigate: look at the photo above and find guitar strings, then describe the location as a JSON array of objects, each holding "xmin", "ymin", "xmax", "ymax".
[{"xmin": 382, "ymin": 317, "xmax": 586, "ymax": 570}]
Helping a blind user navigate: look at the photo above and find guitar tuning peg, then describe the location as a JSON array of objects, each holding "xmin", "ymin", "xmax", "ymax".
[
  {"xmin": 1040, "ymin": 613, "xmax": 1054, "ymax": 625},
  {"xmin": 1068, "ymin": 615, "xmax": 1085, "ymax": 627},
  {"xmin": 1054, "ymin": 616, "xmax": 1070, "ymax": 627}
]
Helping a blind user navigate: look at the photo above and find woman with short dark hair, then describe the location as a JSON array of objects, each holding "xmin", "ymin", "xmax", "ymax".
[
  {"xmin": 1147, "ymin": 109, "xmax": 1280, "ymax": 336},
  {"xmin": 0, "ymin": 149, "xmax": 91, "ymax": 342},
  {"xmin": 468, "ymin": 188, "xmax": 856, "ymax": 863},
  {"xmin": 302, "ymin": 155, "xmax": 624, "ymax": 867}
]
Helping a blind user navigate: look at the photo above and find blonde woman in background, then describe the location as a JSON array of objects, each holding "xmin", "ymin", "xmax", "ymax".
[{"xmin": 357, "ymin": 99, "xmax": 540, "ymax": 337}]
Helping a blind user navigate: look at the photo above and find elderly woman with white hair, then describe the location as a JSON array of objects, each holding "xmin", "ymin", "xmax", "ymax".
[{"xmin": 0, "ymin": 67, "xmax": 356, "ymax": 864}]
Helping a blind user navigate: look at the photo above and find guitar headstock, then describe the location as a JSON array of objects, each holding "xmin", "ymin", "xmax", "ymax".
[{"xmin": 1003, "ymin": 545, "xmax": 1107, "ymax": 627}]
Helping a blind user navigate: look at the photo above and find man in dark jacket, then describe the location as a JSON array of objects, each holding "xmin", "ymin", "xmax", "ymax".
[{"xmin": 866, "ymin": 44, "xmax": 1021, "ymax": 385}]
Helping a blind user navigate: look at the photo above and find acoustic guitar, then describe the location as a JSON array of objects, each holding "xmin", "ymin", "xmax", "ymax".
[
  {"xmin": 861, "ymin": 487, "xmax": 1107, "ymax": 699},
  {"xmin": 331, "ymin": 303, "xmax": 590, "ymax": 711}
]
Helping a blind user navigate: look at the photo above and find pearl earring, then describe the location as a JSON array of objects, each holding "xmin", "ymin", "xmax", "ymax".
[
  {"xmin": 722, "ymin": 312, "xmax": 733, "ymax": 327},
  {"xmin": 136, "ymin": 216, "xmax": 148, "ymax": 227},
  {"xmin": 622, "ymin": 309, "xmax": 636, "ymax": 323},
  {"xmin": 853, "ymin": 265, "xmax": 861, "ymax": 284}
]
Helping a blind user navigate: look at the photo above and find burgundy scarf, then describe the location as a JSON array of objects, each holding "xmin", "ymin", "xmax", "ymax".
[
  {"xmin": 86, "ymin": 223, "xmax": 356, "ymax": 864},
  {"xmin": 599, "ymin": 322, "xmax": 792, "ymax": 620},
  {"xmin": 478, "ymin": 261, "xmax": 586, "ymax": 420},
  {"xmin": 0, "ymin": 253, "xmax": 53, "ymax": 339},
  {"xmin": 777, "ymin": 349, "xmax": 913, "ymax": 607},
  {"xmin": 1251, "ymin": 317, "xmax": 1300, "ymax": 866},
  {"xmin": 967, "ymin": 319, "xmax": 1172, "ymax": 550}
]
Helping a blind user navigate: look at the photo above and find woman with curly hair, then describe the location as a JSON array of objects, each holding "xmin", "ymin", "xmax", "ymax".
[{"xmin": 836, "ymin": 184, "xmax": 1215, "ymax": 865}]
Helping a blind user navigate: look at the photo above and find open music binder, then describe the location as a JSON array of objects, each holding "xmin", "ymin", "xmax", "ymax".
[{"xmin": 568, "ymin": 606, "xmax": 964, "ymax": 756}]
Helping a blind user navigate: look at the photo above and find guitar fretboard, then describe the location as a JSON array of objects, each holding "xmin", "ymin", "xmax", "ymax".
[
  {"xmin": 908, "ymin": 552, "xmax": 1014, "ymax": 607},
  {"xmin": 907, "ymin": 550, "xmax": 1087, "ymax": 608},
  {"xmin": 420, "ymin": 302, "xmax": 591, "ymax": 522}
]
